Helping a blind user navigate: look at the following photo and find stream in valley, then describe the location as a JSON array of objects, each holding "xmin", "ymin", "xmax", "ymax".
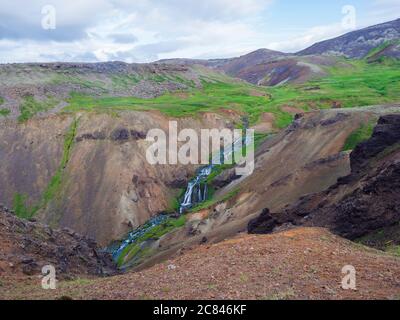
[{"xmin": 111, "ymin": 128, "xmax": 252, "ymax": 262}]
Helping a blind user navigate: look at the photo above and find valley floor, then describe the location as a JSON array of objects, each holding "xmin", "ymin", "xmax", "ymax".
[{"xmin": 2, "ymin": 227, "xmax": 400, "ymax": 300}]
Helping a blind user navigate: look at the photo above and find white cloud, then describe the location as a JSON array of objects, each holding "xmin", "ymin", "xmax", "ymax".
[
  {"xmin": 0, "ymin": 0, "xmax": 275, "ymax": 62},
  {"xmin": 0, "ymin": 0, "xmax": 398, "ymax": 63},
  {"xmin": 267, "ymin": 23, "xmax": 349, "ymax": 53}
]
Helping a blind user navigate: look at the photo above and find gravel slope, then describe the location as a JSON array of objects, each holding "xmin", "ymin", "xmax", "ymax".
[{"xmin": 2, "ymin": 227, "xmax": 400, "ymax": 300}]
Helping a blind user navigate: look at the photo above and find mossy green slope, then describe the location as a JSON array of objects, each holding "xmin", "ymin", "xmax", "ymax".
[
  {"xmin": 13, "ymin": 118, "xmax": 79, "ymax": 219},
  {"xmin": 63, "ymin": 59, "xmax": 400, "ymax": 129}
]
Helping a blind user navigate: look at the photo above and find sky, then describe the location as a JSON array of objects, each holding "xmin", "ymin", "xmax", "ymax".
[{"xmin": 0, "ymin": 0, "xmax": 399, "ymax": 63}]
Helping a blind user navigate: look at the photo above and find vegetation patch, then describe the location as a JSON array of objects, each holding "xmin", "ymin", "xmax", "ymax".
[
  {"xmin": 51, "ymin": 74, "xmax": 108, "ymax": 93},
  {"xmin": 118, "ymin": 215, "xmax": 187, "ymax": 267},
  {"xmin": 12, "ymin": 193, "xmax": 39, "ymax": 219},
  {"xmin": 12, "ymin": 119, "xmax": 79, "ymax": 219},
  {"xmin": 342, "ymin": 120, "xmax": 376, "ymax": 151},
  {"xmin": 111, "ymin": 74, "xmax": 141, "ymax": 89},
  {"xmin": 18, "ymin": 95, "xmax": 58, "ymax": 122},
  {"xmin": 0, "ymin": 109, "xmax": 10, "ymax": 117},
  {"xmin": 357, "ymin": 223, "xmax": 400, "ymax": 257},
  {"xmin": 63, "ymin": 59, "xmax": 400, "ymax": 130},
  {"xmin": 41, "ymin": 118, "xmax": 78, "ymax": 206},
  {"xmin": 189, "ymin": 188, "xmax": 240, "ymax": 213}
]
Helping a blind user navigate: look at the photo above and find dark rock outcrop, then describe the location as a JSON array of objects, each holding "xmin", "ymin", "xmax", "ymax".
[
  {"xmin": 248, "ymin": 114, "xmax": 400, "ymax": 244},
  {"xmin": 110, "ymin": 128, "xmax": 130, "ymax": 141},
  {"xmin": 350, "ymin": 114, "xmax": 400, "ymax": 174},
  {"xmin": 76, "ymin": 129, "xmax": 147, "ymax": 143},
  {"xmin": 248, "ymin": 209, "xmax": 278, "ymax": 234},
  {"xmin": 320, "ymin": 113, "xmax": 349, "ymax": 126},
  {"xmin": 211, "ymin": 168, "xmax": 241, "ymax": 189},
  {"xmin": 76, "ymin": 131, "xmax": 107, "ymax": 142},
  {"xmin": 0, "ymin": 205, "xmax": 116, "ymax": 279}
]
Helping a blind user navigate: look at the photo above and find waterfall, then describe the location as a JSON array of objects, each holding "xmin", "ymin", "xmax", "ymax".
[
  {"xmin": 178, "ymin": 130, "xmax": 252, "ymax": 214},
  {"xmin": 111, "ymin": 123, "xmax": 252, "ymax": 261}
]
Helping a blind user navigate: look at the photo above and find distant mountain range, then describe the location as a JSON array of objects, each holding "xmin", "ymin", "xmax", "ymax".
[
  {"xmin": 297, "ymin": 18, "xmax": 400, "ymax": 57},
  {"xmin": 158, "ymin": 18, "xmax": 400, "ymax": 85}
]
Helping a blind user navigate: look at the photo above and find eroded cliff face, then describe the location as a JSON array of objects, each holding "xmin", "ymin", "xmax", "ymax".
[
  {"xmin": 248, "ymin": 113, "xmax": 400, "ymax": 243},
  {"xmin": 129, "ymin": 105, "xmax": 400, "ymax": 270},
  {"xmin": 0, "ymin": 111, "xmax": 237, "ymax": 245}
]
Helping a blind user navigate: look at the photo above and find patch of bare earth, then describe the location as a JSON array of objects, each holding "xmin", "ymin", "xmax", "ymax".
[
  {"xmin": 2, "ymin": 228, "xmax": 400, "ymax": 300},
  {"xmin": 251, "ymin": 112, "xmax": 276, "ymax": 133},
  {"xmin": 281, "ymin": 106, "xmax": 304, "ymax": 114}
]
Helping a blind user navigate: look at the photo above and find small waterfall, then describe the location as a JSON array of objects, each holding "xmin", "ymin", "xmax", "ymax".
[
  {"xmin": 111, "ymin": 124, "xmax": 252, "ymax": 261},
  {"xmin": 179, "ymin": 165, "xmax": 212, "ymax": 214},
  {"xmin": 178, "ymin": 129, "xmax": 252, "ymax": 214}
]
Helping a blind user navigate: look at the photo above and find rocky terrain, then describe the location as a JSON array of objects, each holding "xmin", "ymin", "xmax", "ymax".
[
  {"xmin": 1, "ymin": 18, "xmax": 400, "ymax": 300},
  {"xmin": 2, "ymin": 227, "xmax": 400, "ymax": 300},
  {"xmin": 159, "ymin": 18, "xmax": 400, "ymax": 86},
  {"xmin": 298, "ymin": 18, "xmax": 400, "ymax": 58},
  {"xmin": 248, "ymin": 114, "xmax": 400, "ymax": 247},
  {"xmin": 0, "ymin": 62, "xmax": 218, "ymax": 118},
  {"xmin": 0, "ymin": 111, "xmax": 237, "ymax": 245},
  {"xmin": 115, "ymin": 106, "xmax": 400, "ymax": 270},
  {"xmin": 0, "ymin": 205, "xmax": 115, "ymax": 280}
]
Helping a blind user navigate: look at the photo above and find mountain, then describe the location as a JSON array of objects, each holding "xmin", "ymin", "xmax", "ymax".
[
  {"xmin": 249, "ymin": 114, "xmax": 400, "ymax": 245},
  {"xmin": 215, "ymin": 48, "xmax": 288, "ymax": 75},
  {"xmin": 298, "ymin": 18, "xmax": 400, "ymax": 58},
  {"xmin": 156, "ymin": 19, "xmax": 400, "ymax": 87},
  {"xmin": 0, "ymin": 62, "xmax": 219, "ymax": 118},
  {"xmin": 114, "ymin": 105, "xmax": 400, "ymax": 270},
  {"xmin": 1, "ymin": 18, "xmax": 400, "ymax": 300},
  {"xmin": 158, "ymin": 48, "xmax": 288, "ymax": 80},
  {"xmin": 366, "ymin": 40, "xmax": 400, "ymax": 62},
  {"xmin": 231, "ymin": 19, "xmax": 400, "ymax": 85}
]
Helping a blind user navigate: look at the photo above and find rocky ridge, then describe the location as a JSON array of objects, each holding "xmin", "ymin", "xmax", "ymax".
[
  {"xmin": 248, "ymin": 114, "xmax": 400, "ymax": 244},
  {"xmin": 0, "ymin": 204, "xmax": 116, "ymax": 279}
]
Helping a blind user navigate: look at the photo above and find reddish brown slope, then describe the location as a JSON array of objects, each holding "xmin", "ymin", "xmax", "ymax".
[
  {"xmin": 2, "ymin": 228, "xmax": 400, "ymax": 300},
  {"xmin": 0, "ymin": 205, "xmax": 115, "ymax": 280}
]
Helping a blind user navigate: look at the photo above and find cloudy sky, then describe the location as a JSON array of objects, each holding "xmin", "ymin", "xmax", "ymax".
[{"xmin": 0, "ymin": 0, "xmax": 399, "ymax": 63}]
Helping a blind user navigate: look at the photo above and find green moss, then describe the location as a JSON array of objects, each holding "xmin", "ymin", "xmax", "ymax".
[
  {"xmin": 387, "ymin": 245, "xmax": 400, "ymax": 257},
  {"xmin": 189, "ymin": 188, "xmax": 240, "ymax": 213},
  {"xmin": 0, "ymin": 109, "xmax": 10, "ymax": 117},
  {"xmin": 254, "ymin": 132, "xmax": 270, "ymax": 149},
  {"xmin": 342, "ymin": 120, "xmax": 376, "ymax": 151},
  {"xmin": 111, "ymin": 74, "xmax": 141, "ymax": 89},
  {"xmin": 117, "ymin": 215, "xmax": 187, "ymax": 267},
  {"xmin": 51, "ymin": 75, "xmax": 108, "ymax": 92},
  {"xmin": 365, "ymin": 40, "xmax": 400, "ymax": 61},
  {"xmin": 41, "ymin": 118, "xmax": 78, "ymax": 205},
  {"xmin": 64, "ymin": 80, "xmax": 280, "ymax": 126},
  {"xmin": 0, "ymin": 96, "xmax": 4, "ymax": 105},
  {"xmin": 12, "ymin": 193, "xmax": 39, "ymax": 219},
  {"xmin": 63, "ymin": 59, "xmax": 400, "ymax": 131},
  {"xmin": 12, "ymin": 119, "xmax": 79, "ymax": 219},
  {"xmin": 205, "ymin": 164, "xmax": 234, "ymax": 184},
  {"xmin": 18, "ymin": 95, "xmax": 58, "ymax": 122}
]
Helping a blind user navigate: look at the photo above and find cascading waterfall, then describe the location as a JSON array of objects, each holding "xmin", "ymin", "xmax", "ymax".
[
  {"xmin": 179, "ymin": 165, "xmax": 212, "ymax": 214},
  {"xmin": 111, "ymin": 123, "xmax": 252, "ymax": 261}
]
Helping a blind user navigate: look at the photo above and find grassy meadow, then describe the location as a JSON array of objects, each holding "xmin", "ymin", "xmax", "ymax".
[{"xmin": 61, "ymin": 58, "xmax": 400, "ymax": 129}]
